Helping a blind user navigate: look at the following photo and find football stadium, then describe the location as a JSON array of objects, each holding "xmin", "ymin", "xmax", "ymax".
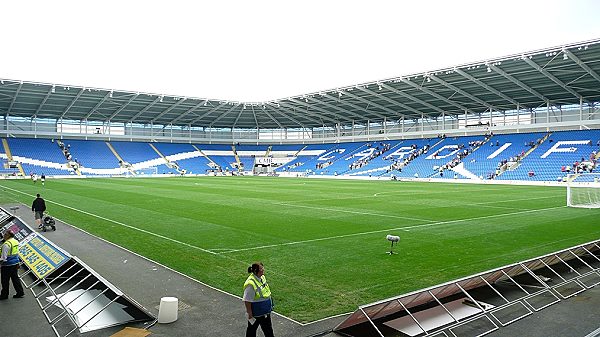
[{"xmin": 2, "ymin": 6, "xmax": 600, "ymax": 337}]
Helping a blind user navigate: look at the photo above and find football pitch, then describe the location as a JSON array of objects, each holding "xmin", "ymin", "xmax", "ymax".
[{"xmin": 1, "ymin": 176, "xmax": 598, "ymax": 323}]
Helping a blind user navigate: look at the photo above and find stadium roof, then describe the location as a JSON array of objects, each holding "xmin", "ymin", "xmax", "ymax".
[{"xmin": 1, "ymin": 38, "xmax": 600, "ymax": 130}]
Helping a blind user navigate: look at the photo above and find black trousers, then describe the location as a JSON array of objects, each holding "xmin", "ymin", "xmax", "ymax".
[
  {"xmin": 1, "ymin": 265, "xmax": 24, "ymax": 298},
  {"xmin": 246, "ymin": 313, "xmax": 274, "ymax": 337}
]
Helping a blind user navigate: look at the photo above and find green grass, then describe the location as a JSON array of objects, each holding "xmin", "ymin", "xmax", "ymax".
[{"xmin": 1, "ymin": 177, "xmax": 598, "ymax": 322}]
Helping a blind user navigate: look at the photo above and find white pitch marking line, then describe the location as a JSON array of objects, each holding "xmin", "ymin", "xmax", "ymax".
[
  {"xmin": 1, "ymin": 185, "xmax": 218, "ymax": 255},
  {"xmin": 223, "ymin": 205, "xmax": 567, "ymax": 253},
  {"xmin": 273, "ymin": 203, "xmax": 434, "ymax": 223}
]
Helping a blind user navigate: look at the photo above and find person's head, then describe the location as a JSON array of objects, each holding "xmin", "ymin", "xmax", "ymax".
[
  {"xmin": 3, "ymin": 231, "xmax": 14, "ymax": 240},
  {"xmin": 248, "ymin": 262, "xmax": 264, "ymax": 277},
  {"xmin": 37, "ymin": 194, "xmax": 40, "ymax": 198}
]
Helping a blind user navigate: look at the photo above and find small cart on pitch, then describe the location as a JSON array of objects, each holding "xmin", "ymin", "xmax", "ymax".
[{"xmin": 39, "ymin": 214, "xmax": 56, "ymax": 232}]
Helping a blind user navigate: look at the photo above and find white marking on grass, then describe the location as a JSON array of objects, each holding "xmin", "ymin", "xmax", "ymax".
[
  {"xmin": 223, "ymin": 205, "xmax": 567, "ymax": 253},
  {"xmin": 0, "ymin": 185, "xmax": 218, "ymax": 255},
  {"xmin": 273, "ymin": 202, "xmax": 433, "ymax": 223}
]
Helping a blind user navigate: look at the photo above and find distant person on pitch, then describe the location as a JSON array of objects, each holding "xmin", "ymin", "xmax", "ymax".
[
  {"xmin": 32, "ymin": 194, "xmax": 47, "ymax": 230},
  {"xmin": 41, "ymin": 174, "xmax": 46, "ymax": 186},
  {"xmin": 0, "ymin": 230, "xmax": 25, "ymax": 300},
  {"xmin": 243, "ymin": 262, "xmax": 274, "ymax": 337}
]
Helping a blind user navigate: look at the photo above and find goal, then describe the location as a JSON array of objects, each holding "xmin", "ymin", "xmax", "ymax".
[{"xmin": 566, "ymin": 173, "xmax": 600, "ymax": 208}]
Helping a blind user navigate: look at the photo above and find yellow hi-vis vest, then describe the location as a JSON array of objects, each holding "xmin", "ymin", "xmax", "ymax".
[
  {"xmin": 243, "ymin": 274, "xmax": 271, "ymax": 301},
  {"xmin": 2, "ymin": 238, "xmax": 20, "ymax": 266}
]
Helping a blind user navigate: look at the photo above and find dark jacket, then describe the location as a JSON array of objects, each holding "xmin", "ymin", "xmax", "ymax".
[{"xmin": 32, "ymin": 197, "xmax": 46, "ymax": 212}]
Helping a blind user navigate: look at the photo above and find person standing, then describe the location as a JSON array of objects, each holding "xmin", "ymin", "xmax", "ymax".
[
  {"xmin": 0, "ymin": 231, "xmax": 25, "ymax": 300},
  {"xmin": 32, "ymin": 194, "xmax": 47, "ymax": 229},
  {"xmin": 41, "ymin": 174, "xmax": 46, "ymax": 186},
  {"xmin": 243, "ymin": 262, "xmax": 274, "ymax": 337}
]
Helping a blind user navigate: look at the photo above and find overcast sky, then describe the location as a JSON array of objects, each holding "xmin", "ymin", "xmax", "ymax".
[{"xmin": 1, "ymin": 0, "xmax": 599, "ymax": 102}]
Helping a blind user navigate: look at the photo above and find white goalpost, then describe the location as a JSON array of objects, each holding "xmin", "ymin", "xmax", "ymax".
[{"xmin": 566, "ymin": 173, "xmax": 600, "ymax": 208}]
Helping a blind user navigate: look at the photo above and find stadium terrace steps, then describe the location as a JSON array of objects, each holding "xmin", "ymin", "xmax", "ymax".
[
  {"xmin": 195, "ymin": 144, "xmax": 237, "ymax": 171},
  {"xmin": 149, "ymin": 143, "xmax": 176, "ymax": 169},
  {"xmin": 1, "ymin": 138, "xmax": 25, "ymax": 176},
  {"xmin": 280, "ymin": 144, "xmax": 338, "ymax": 173}
]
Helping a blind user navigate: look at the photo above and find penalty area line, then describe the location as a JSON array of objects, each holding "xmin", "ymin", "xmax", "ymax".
[{"xmin": 0, "ymin": 184, "xmax": 218, "ymax": 256}]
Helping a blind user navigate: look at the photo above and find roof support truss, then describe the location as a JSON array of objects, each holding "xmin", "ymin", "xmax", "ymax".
[
  {"xmin": 380, "ymin": 83, "xmax": 445, "ymax": 116},
  {"xmin": 265, "ymin": 103, "xmax": 308, "ymax": 129},
  {"xmin": 355, "ymin": 85, "xmax": 434, "ymax": 119},
  {"xmin": 488, "ymin": 63, "xmax": 549, "ymax": 103},
  {"xmin": 169, "ymin": 100, "xmax": 207, "ymax": 125},
  {"xmin": 34, "ymin": 86, "xmax": 54, "ymax": 117},
  {"xmin": 521, "ymin": 57, "xmax": 582, "ymax": 101},
  {"xmin": 260, "ymin": 106, "xmax": 285, "ymax": 129},
  {"xmin": 60, "ymin": 88, "xmax": 86, "ymax": 119},
  {"xmin": 189, "ymin": 102, "xmax": 228, "ymax": 125},
  {"xmin": 429, "ymin": 74, "xmax": 499, "ymax": 111},
  {"xmin": 453, "ymin": 68, "xmax": 521, "ymax": 106},
  {"xmin": 563, "ymin": 49, "xmax": 600, "ymax": 85},
  {"xmin": 84, "ymin": 91, "xmax": 112, "ymax": 119},
  {"xmin": 128, "ymin": 96, "xmax": 162, "ymax": 123},
  {"xmin": 333, "ymin": 90, "xmax": 393, "ymax": 118},
  {"xmin": 318, "ymin": 93, "xmax": 384, "ymax": 121},
  {"xmin": 208, "ymin": 104, "xmax": 241, "ymax": 128},
  {"xmin": 106, "ymin": 93, "xmax": 139, "ymax": 122},
  {"xmin": 150, "ymin": 98, "xmax": 187, "ymax": 123},
  {"xmin": 401, "ymin": 78, "xmax": 471, "ymax": 113},
  {"xmin": 284, "ymin": 98, "xmax": 346, "ymax": 124},
  {"xmin": 8, "ymin": 82, "xmax": 23, "ymax": 114}
]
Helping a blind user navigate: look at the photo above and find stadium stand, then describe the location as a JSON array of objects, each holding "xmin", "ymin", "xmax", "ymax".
[
  {"xmin": 195, "ymin": 143, "xmax": 238, "ymax": 172},
  {"xmin": 274, "ymin": 143, "xmax": 331, "ymax": 173},
  {"xmin": 63, "ymin": 139, "xmax": 119, "ymax": 173},
  {"xmin": 462, "ymin": 132, "xmax": 547, "ymax": 180},
  {"xmin": 312, "ymin": 141, "xmax": 367, "ymax": 175},
  {"xmin": 6, "ymin": 138, "xmax": 73, "ymax": 175},
  {"xmin": 499, "ymin": 129, "xmax": 600, "ymax": 181},
  {"xmin": 153, "ymin": 142, "xmax": 212, "ymax": 175},
  {"xmin": 4, "ymin": 130, "xmax": 600, "ymax": 181}
]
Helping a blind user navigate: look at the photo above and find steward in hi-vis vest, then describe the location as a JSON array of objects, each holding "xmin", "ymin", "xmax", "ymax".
[
  {"xmin": 243, "ymin": 273, "xmax": 273, "ymax": 316},
  {"xmin": 243, "ymin": 262, "xmax": 275, "ymax": 337},
  {"xmin": 1, "ymin": 238, "xmax": 20, "ymax": 266},
  {"xmin": 1, "ymin": 231, "xmax": 25, "ymax": 300}
]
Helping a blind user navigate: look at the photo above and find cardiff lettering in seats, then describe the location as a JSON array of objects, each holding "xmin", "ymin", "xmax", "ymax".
[
  {"xmin": 541, "ymin": 140, "xmax": 590, "ymax": 158},
  {"xmin": 425, "ymin": 145, "xmax": 459, "ymax": 160},
  {"xmin": 318, "ymin": 148, "xmax": 345, "ymax": 161}
]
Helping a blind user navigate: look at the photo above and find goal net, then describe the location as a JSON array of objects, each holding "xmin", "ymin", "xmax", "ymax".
[{"xmin": 566, "ymin": 173, "xmax": 600, "ymax": 208}]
